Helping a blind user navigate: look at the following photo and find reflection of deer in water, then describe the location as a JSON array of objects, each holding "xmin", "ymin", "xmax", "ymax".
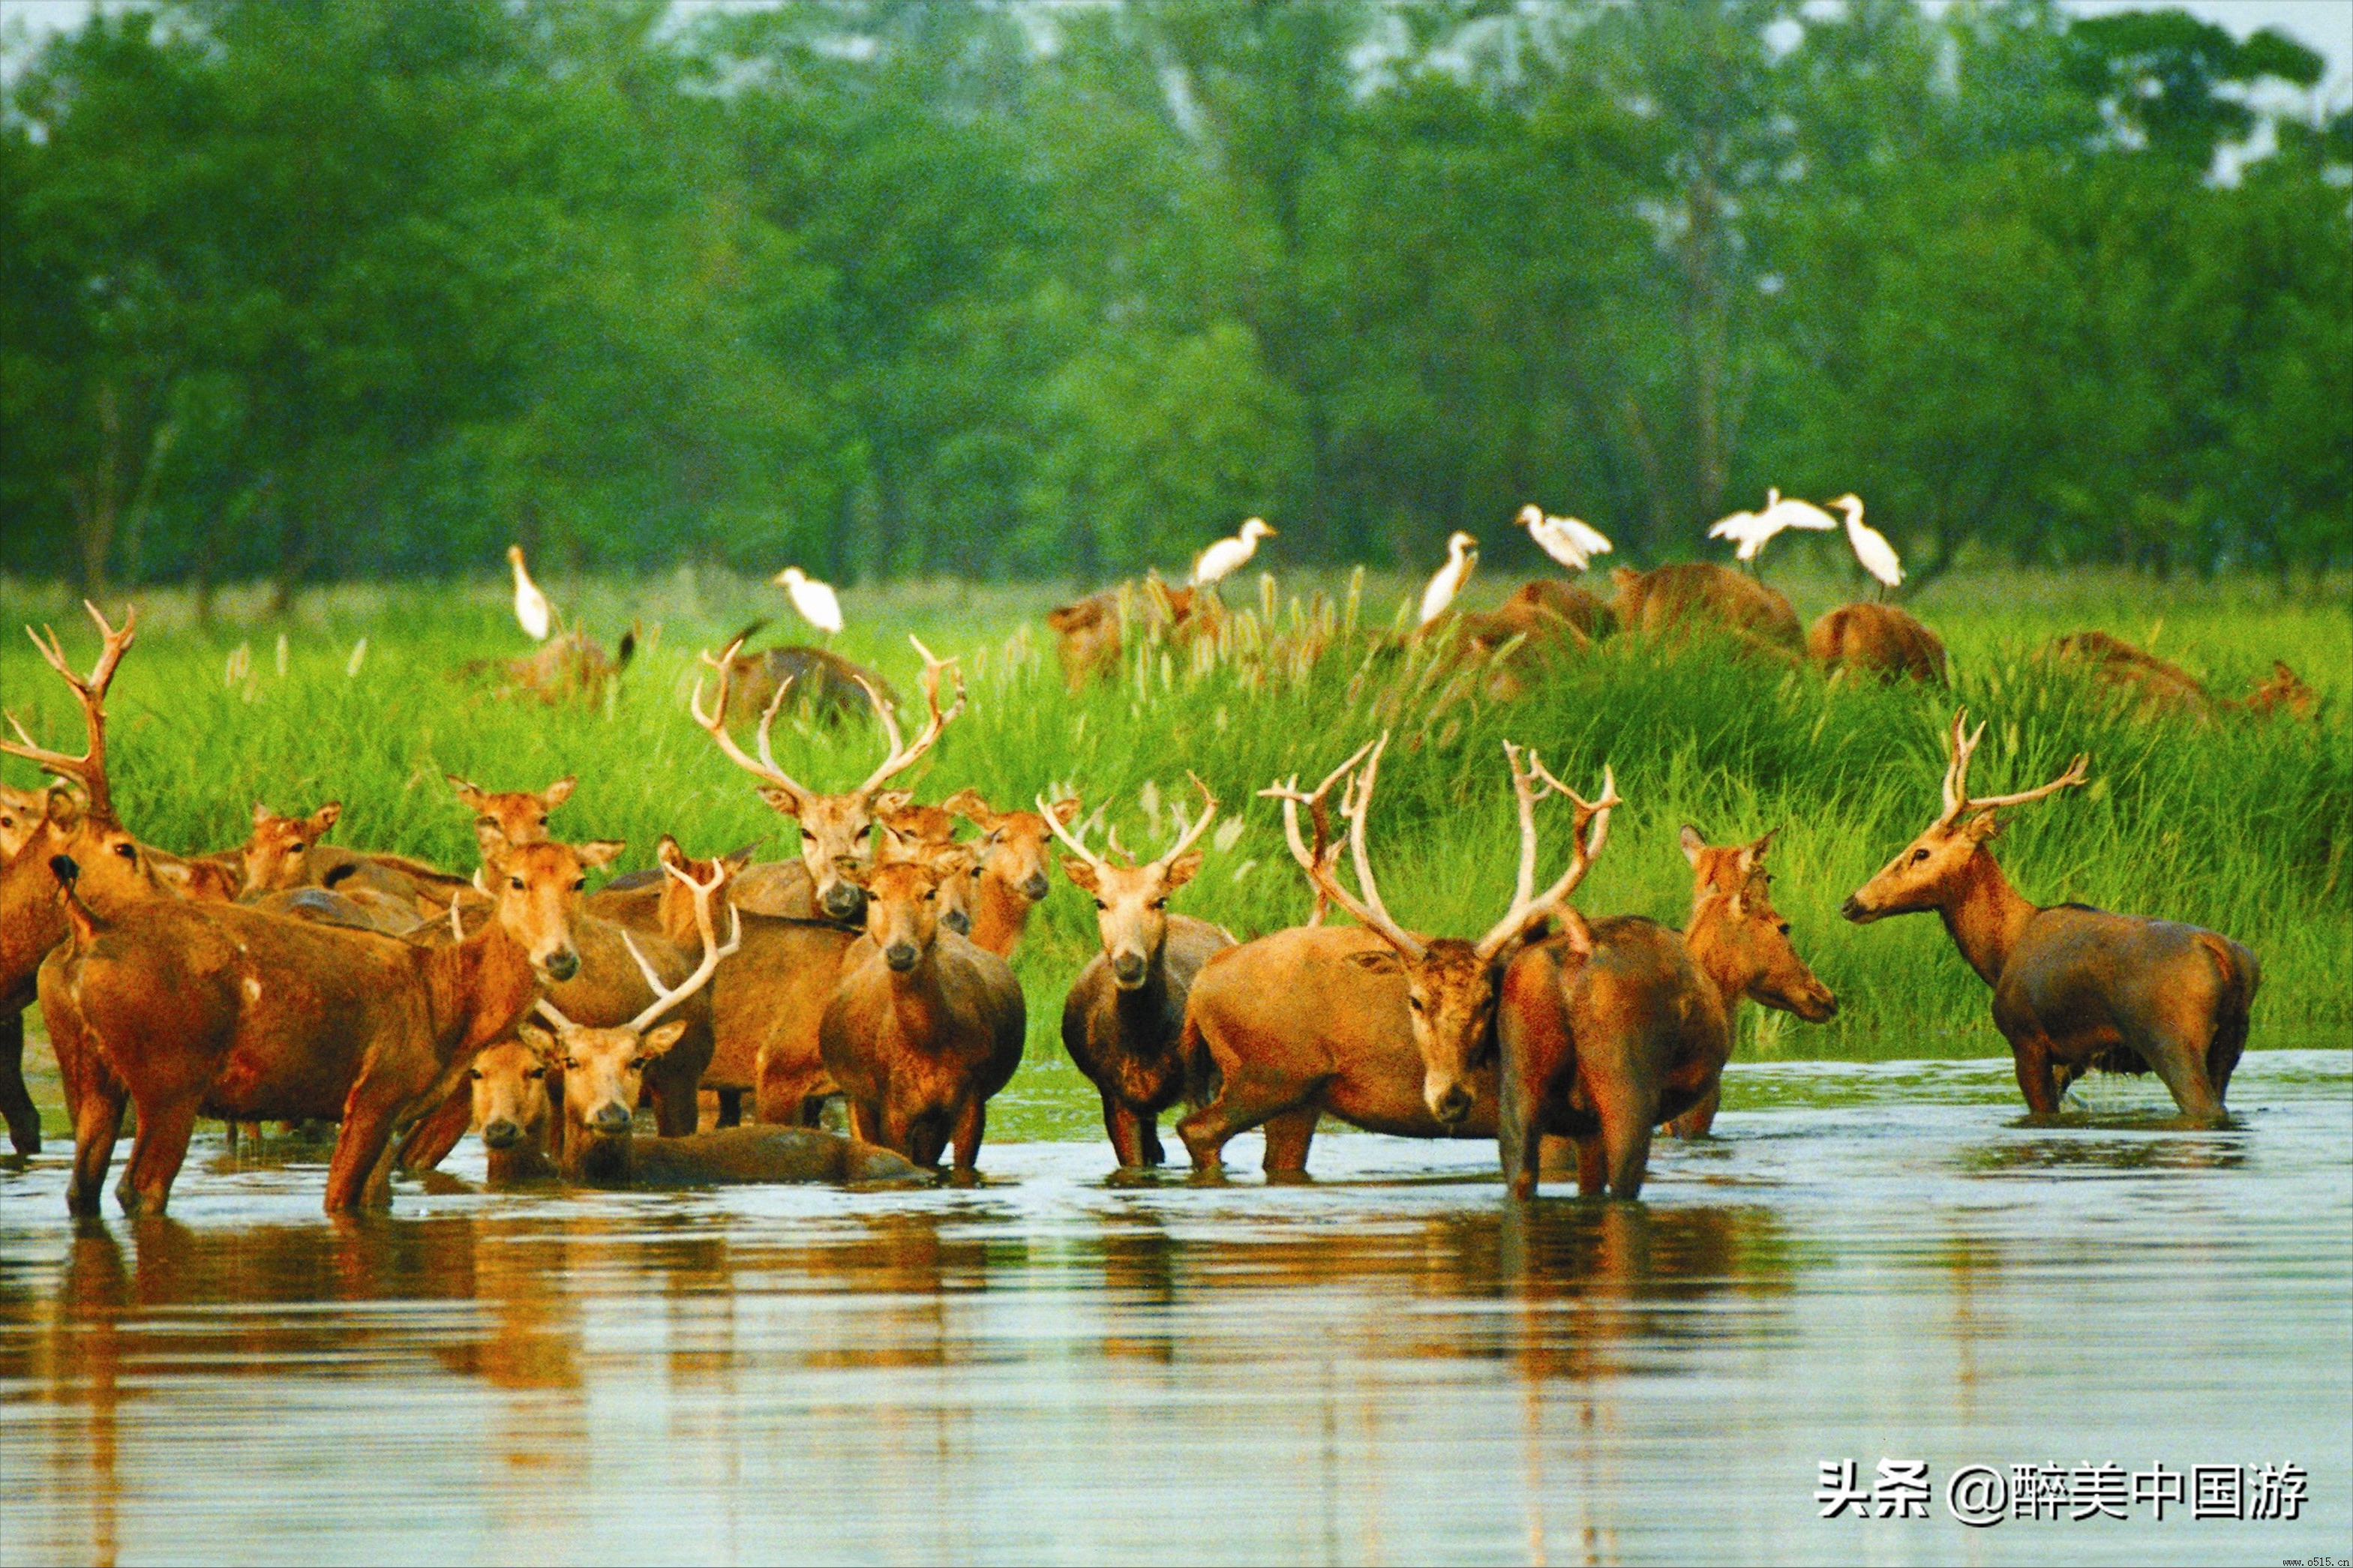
[{"xmin": 1842, "ymin": 709, "xmax": 2256, "ymax": 1124}]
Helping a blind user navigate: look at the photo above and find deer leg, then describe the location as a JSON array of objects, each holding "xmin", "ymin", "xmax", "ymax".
[
  {"xmin": 1601, "ymin": 1105, "xmax": 1654, "ymax": 1201},
  {"xmin": 324, "ymin": 1101, "xmax": 402, "ymax": 1213},
  {"xmin": 1259, "ymin": 1106, "xmax": 1318, "ymax": 1179},
  {"xmin": 1667, "ymin": 1082, "xmax": 1721, "ymax": 1140},
  {"xmin": 1103, "ymin": 1100, "xmax": 1146, "ymax": 1170},
  {"xmin": 716, "ymin": 1089, "xmax": 745, "ymax": 1129},
  {"xmin": 1175, "ymin": 1058, "xmax": 1313, "ymax": 1179},
  {"xmin": 2138, "ymin": 1029, "xmax": 2228, "ymax": 1129},
  {"xmin": 2009, "ymin": 1039, "xmax": 2062, "ymax": 1118},
  {"xmin": 1498, "ymin": 1076, "xmax": 1543, "ymax": 1201},
  {"xmin": 116, "ymin": 1094, "xmax": 200, "ymax": 1216},
  {"xmin": 395, "ymin": 1084, "xmax": 472, "ymax": 1174},
  {"xmin": 1137, "ymin": 1113, "xmax": 1167, "ymax": 1168},
  {"xmin": 949, "ymin": 1099, "xmax": 986, "ymax": 1183},
  {"xmin": 67, "ymin": 1075, "xmax": 128, "ymax": 1218},
  {"xmin": 652, "ymin": 1071, "xmax": 699, "ymax": 1138},
  {"xmin": 0, "ymin": 1009, "xmax": 41, "ymax": 1155},
  {"xmin": 848, "ymin": 1099, "xmax": 881, "ymax": 1147}
]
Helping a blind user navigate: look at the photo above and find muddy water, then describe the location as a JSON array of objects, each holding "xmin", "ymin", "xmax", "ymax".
[{"xmin": 2, "ymin": 1052, "xmax": 2346, "ymax": 1567}]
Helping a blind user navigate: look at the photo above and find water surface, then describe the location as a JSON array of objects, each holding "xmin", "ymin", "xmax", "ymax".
[{"xmin": 3, "ymin": 1053, "xmax": 2347, "ymax": 1565}]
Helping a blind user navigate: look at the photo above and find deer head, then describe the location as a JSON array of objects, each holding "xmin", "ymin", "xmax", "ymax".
[
  {"xmin": 694, "ymin": 633, "xmax": 965, "ymax": 924},
  {"xmin": 447, "ymin": 774, "xmax": 575, "ymax": 856},
  {"xmin": 241, "ymin": 800, "xmax": 344, "ymax": 893},
  {"xmin": 468, "ymin": 1036, "xmax": 554, "ymax": 1153},
  {"xmin": 946, "ymin": 788, "xmax": 1077, "ymax": 907},
  {"xmin": 1042, "ymin": 777, "xmax": 1217, "ymax": 991},
  {"xmin": 1265, "ymin": 735, "xmax": 1619, "ymax": 1127},
  {"xmin": 527, "ymin": 853, "xmax": 740, "ymax": 1149},
  {"xmin": 0, "ymin": 782, "xmax": 56, "ymax": 862},
  {"xmin": 1680, "ymin": 826, "xmax": 1836, "ymax": 1022},
  {"xmin": 479, "ymin": 835, "xmax": 623, "ymax": 983},
  {"xmin": 1841, "ymin": 709, "xmax": 2087, "ymax": 925},
  {"xmin": 848, "ymin": 855, "xmax": 965, "ymax": 975}
]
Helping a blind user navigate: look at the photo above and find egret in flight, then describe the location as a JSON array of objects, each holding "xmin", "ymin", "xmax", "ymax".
[
  {"xmin": 1832, "ymin": 493, "xmax": 1903, "ymax": 597},
  {"xmin": 1192, "ymin": 516, "xmax": 1277, "ymax": 587},
  {"xmin": 507, "ymin": 545, "xmax": 553, "ymax": 642},
  {"xmin": 1708, "ymin": 487, "xmax": 1838, "ymax": 570},
  {"xmin": 1515, "ymin": 504, "xmax": 1613, "ymax": 573},
  {"xmin": 1418, "ymin": 531, "xmax": 1479, "ymax": 626},
  {"xmin": 775, "ymin": 566, "xmax": 845, "ymax": 637}
]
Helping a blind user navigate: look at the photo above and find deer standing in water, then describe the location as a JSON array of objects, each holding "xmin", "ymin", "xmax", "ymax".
[
  {"xmin": 1046, "ymin": 778, "xmax": 1231, "ymax": 1170},
  {"xmin": 1490, "ymin": 822, "xmax": 1837, "ymax": 1199},
  {"xmin": 1175, "ymin": 736, "xmax": 1616, "ymax": 1177},
  {"xmin": 692, "ymin": 634, "xmax": 965, "ymax": 925},
  {"xmin": 818, "ymin": 853, "xmax": 1025, "ymax": 1180},
  {"xmin": 1841, "ymin": 710, "xmax": 2256, "ymax": 1124}
]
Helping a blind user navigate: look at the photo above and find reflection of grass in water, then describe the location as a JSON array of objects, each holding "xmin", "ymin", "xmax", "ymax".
[{"xmin": 1959, "ymin": 1135, "xmax": 2249, "ymax": 1177}]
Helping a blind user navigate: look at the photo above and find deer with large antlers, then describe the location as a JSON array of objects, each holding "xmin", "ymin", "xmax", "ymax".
[
  {"xmin": 1842, "ymin": 711, "xmax": 2255, "ymax": 1125},
  {"xmin": 1047, "ymin": 778, "xmax": 1232, "ymax": 1170},
  {"xmin": 693, "ymin": 634, "xmax": 966, "ymax": 926},
  {"xmin": 1172, "ymin": 736, "xmax": 1617, "ymax": 1177}
]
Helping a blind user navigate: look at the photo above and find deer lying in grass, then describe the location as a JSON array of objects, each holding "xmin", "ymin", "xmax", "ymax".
[
  {"xmin": 1174, "ymin": 736, "xmax": 1616, "ymax": 1177},
  {"xmin": 462, "ymin": 626, "xmax": 637, "ymax": 706},
  {"xmin": 1610, "ymin": 563, "xmax": 1803, "ymax": 658},
  {"xmin": 239, "ymin": 799, "xmax": 474, "ymax": 915},
  {"xmin": 2045, "ymin": 631, "xmax": 2318, "ymax": 723},
  {"xmin": 1047, "ymin": 778, "xmax": 1231, "ymax": 1170},
  {"xmin": 1491, "ymin": 823, "xmax": 1838, "ymax": 1199},
  {"xmin": 818, "ymin": 855, "xmax": 1025, "ymax": 1179},
  {"xmin": 709, "ymin": 630, "xmax": 899, "ymax": 726},
  {"xmin": 44, "ymin": 830, "xmax": 600, "ymax": 1215},
  {"xmin": 692, "ymin": 634, "xmax": 965, "ymax": 925},
  {"xmin": 1807, "ymin": 602, "xmax": 1947, "ymax": 685},
  {"xmin": 1043, "ymin": 576, "xmax": 1212, "ymax": 691},
  {"xmin": 943, "ymin": 790, "xmax": 1076, "ymax": 958},
  {"xmin": 1843, "ymin": 710, "xmax": 2255, "ymax": 1124},
  {"xmin": 514, "ymin": 856, "xmax": 921, "ymax": 1187}
]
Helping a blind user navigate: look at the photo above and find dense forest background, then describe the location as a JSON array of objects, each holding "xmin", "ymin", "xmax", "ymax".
[{"xmin": 1, "ymin": 0, "xmax": 2346, "ymax": 605}]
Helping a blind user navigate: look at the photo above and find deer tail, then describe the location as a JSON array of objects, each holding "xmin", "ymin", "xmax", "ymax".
[{"xmin": 47, "ymin": 856, "xmax": 107, "ymax": 946}]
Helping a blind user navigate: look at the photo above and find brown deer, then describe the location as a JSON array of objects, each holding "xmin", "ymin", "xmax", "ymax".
[
  {"xmin": 939, "ymin": 790, "xmax": 1078, "ymax": 958},
  {"xmin": 448, "ymin": 774, "xmax": 576, "ymax": 853},
  {"xmin": 515, "ymin": 855, "xmax": 923, "ymax": 1188},
  {"xmin": 462, "ymin": 626, "xmax": 637, "ymax": 706},
  {"xmin": 692, "ymin": 634, "xmax": 965, "ymax": 925},
  {"xmin": 1045, "ymin": 777, "xmax": 1231, "ymax": 1170},
  {"xmin": 1043, "ymin": 576, "xmax": 1213, "ymax": 691},
  {"xmin": 1807, "ymin": 602, "xmax": 1948, "ymax": 684},
  {"xmin": 1610, "ymin": 563, "xmax": 1803, "ymax": 657},
  {"xmin": 42, "ymin": 830, "xmax": 603, "ymax": 1215},
  {"xmin": 467, "ymin": 1035, "xmax": 560, "ymax": 1184},
  {"xmin": 239, "ymin": 799, "xmax": 473, "ymax": 912},
  {"xmin": 708, "ymin": 631, "xmax": 901, "ymax": 726},
  {"xmin": 1841, "ymin": 709, "xmax": 2256, "ymax": 1125},
  {"xmin": 2045, "ymin": 631, "xmax": 2318, "ymax": 723},
  {"xmin": 818, "ymin": 856, "xmax": 1026, "ymax": 1179},
  {"xmin": 1174, "ymin": 736, "xmax": 1616, "ymax": 1177},
  {"xmin": 1490, "ymin": 825, "xmax": 1838, "ymax": 1200}
]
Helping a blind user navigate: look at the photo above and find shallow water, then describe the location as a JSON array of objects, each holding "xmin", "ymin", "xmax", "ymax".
[{"xmin": 2, "ymin": 1052, "xmax": 2346, "ymax": 1567}]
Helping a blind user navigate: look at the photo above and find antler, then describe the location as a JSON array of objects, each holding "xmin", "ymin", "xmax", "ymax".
[
  {"xmin": 2, "ymin": 601, "xmax": 134, "ymax": 819},
  {"xmin": 1261, "ymin": 739, "xmax": 1376, "ymax": 925},
  {"xmin": 690, "ymin": 636, "xmax": 818, "ymax": 803},
  {"xmin": 616, "ymin": 854, "xmax": 743, "ymax": 1035},
  {"xmin": 1490, "ymin": 751, "xmax": 1621, "ymax": 958},
  {"xmin": 1262, "ymin": 733, "xmax": 1424, "ymax": 958},
  {"xmin": 1157, "ymin": 774, "xmax": 1219, "ymax": 867},
  {"xmin": 855, "ymin": 635, "xmax": 967, "ymax": 795},
  {"xmin": 1038, "ymin": 790, "xmax": 1109, "ymax": 876},
  {"xmin": 1938, "ymin": 707, "xmax": 2088, "ymax": 825}
]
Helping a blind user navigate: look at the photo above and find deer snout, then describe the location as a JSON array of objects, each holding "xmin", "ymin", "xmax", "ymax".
[
  {"xmin": 540, "ymin": 945, "xmax": 581, "ymax": 982},
  {"xmin": 1800, "ymin": 985, "xmax": 1839, "ymax": 1024},
  {"xmin": 481, "ymin": 1117, "xmax": 523, "ymax": 1150},
  {"xmin": 1019, "ymin": 871, "xmax": 1050, "ymax": 901},
  {"xmin": 822, "ymin": 881, "xmax": 867, "ymax": 922},
  {"xmin": 588, "ymin": 1102, "xmax": 632, "ymax": 1135},
  {"xmin": 884, "ymin": 940, "xmax": 921, "ymax": 973},
  {"xmin": 1110, "ymin": 950, "xmax": 1150, "ymax": 990},
  {"xmin": 1838, "ymin": 894, "xmax": 1873, "ymax": 925},
  {"xmin": 942, "ymin": 907, "xmax": 972, "ymax": 936},
  {"xmin": 1427, "ymin": 1079, "xmax": 1475, "ymax": 1127}
]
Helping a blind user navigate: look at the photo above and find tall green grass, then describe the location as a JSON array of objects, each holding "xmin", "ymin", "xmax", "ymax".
[{"xmin": 2, "ymin": 568, "xmax": 2345, "ymax": 1095}]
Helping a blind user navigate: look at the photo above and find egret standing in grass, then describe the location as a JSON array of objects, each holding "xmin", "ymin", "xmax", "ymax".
[
  {"xmin": 507, "ymin": 545, "xmax": 553, "ymax": 641},
  {"xmin": 1192, "ymin": 516, "xmax": 1277, "ymax": 588},
  {"xmin": 775, "ymin": 566, "xmax": 845, "ymax": 637},
  {"xmin": 1832, "ymin": 493, "xmax": 1903, "ymax": 598},
  {"xmin": 1418, "ymin": 531, "xmax": 1479, "ymax": 626},
  {"xmin": 1515, "ymin": 504, "xmax": 1613, "ymax": 573}
]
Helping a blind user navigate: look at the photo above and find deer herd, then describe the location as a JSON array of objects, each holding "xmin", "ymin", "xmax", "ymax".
[{"xmin": 0, "ymin": 595, "xmax": 2266, "ymax": 1219}]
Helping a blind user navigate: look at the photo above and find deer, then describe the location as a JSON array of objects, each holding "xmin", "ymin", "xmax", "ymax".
[
  {"xmin": 1043, "ymin": 576, "xmax": 1211, "ymax": 691},
  {"xmin": 1609, "ymin": 563, "xmax": 1804, "ymax": 658},
  {"xmin": 513, "ymin": 855, "xmax": 922, "ymax": 1187},
  {"xmin": 691, "ymin": 633, "xmax": 965, "ymax": 926},
  {"xmin": 1173, "ymin": 735, "xmax": 1616, "ymax": 1177},
  {"xmin": 467, "ymin": 1035, "xmax": 560, "ymax": 1184},
  {"xmin": 1841, "ymin": 709, "xmax": 2257, "ymax": 1125},
  {"xmin": 1806, "ymin": 602, "xmax": 1948, "ymax": 685},
  {"xmin": 41, "ymin": 827, "xmax": 605, "ymax": 1215},
  {"xmin": 940, "ymin": 790, "xmax": 1078, "ymax": 958},
  {"xmin": 1490, "ymin": 823, "xmax": 1838, "ymax": 1200},
  {"xmin": 707, "ymin": 629, "xmax": 901, "ymax": 726},
  {"xmin": 448, "ymin": 774, "xmax": 577, "ymax": 854},
  {"xmin": 817, "ymin": 853, "xmax": 1026, "ymax": 1180},
  {"xmin": 238, "ymin": 799, "xmax": 474, "ymax": 913},
  {"xmin": 2045, "ymin": 631, "xmax": 2319, "ymax": 724},
  {"xmin": 1044, "ymin": 777, "xmax": 1232, "ymax": 1170}
]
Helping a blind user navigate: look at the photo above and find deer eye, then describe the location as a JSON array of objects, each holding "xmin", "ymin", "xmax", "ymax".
[
  {"xmin": 1151, "ymin": 898, "xmax": 1168, "ymax": 911},
  {"xmin": 1778, "ymin": 922, "xmax": 1791, "ymax": 935},
  {"xmin": 1094, "ymin": 898, "xmax": 1107, "ymax": 911},
  {"xmin": 537, "ymin": 815, "xmax": 550, "ymax": 827},
  {"xmin": 466, "ymin": 1069, "xmax": 483, "ymax": 1081},
  {"xmin": 563, "ymin": 1057, "xmax": 579, "ymax": 1071},
  {"xmin": 289, "ymin": 842, "xmax": 305, "ymax": 853},
  {"xmin": 924, "ymin": 889, "xmax": 937, "ymax": 901},
  {"xmin": 525, "ymin": 1068, "xmax": 546, "ymax": 1080},
  {"xmin": 1407, "ymin": 996, "xmax": 1424, "ymax": 1013},
  {"xmin": 509, "ymin": 876, "xmax": 526, "ymax": 890},
  {"xmin": 629, "ymin": 1056, "xmax": 653, "ymax": 1069},
  {"xmin": 114, "ymin": 842, "xmax": 137, "ymax": 860},
  {"xmin": 572, "ymin": 877, "xmax": 587, "ymax": 892},
  {"xmin": 1910, "ymin": 848, "xmax": 1930, "ymax": 865}
]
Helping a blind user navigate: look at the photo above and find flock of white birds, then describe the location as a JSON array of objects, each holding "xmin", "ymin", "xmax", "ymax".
[{"xmin": 503, "ymin": 489, "xmax": 1903, "ymax": 643}]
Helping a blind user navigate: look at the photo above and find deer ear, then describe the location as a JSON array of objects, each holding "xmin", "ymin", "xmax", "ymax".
[
  {"xmin": 253, "ymin": 800, "xmax": 273, "ymax": 827},
  {"xmin": 517, "ymin": 1024, "xmax": 559, "ymax": 1060},
  {"xmin": 1679, "ymin": 824, "xmax": 1706, "ymax": 865},
  {"xmin": 940, "ymin": 788, "xmax": 992, "ymax": 826},
  {"xmin": 577, "ymin": 839, "xmax": 626, "ymax": 870},
  {"xmin": 314, "ymin": 802, "xmax": 343, "ymax": 833},
  {"xmin": 721, "ymin": 846, "xmax": 755, "ymax": 877},
  {"xmin": 44, "ymin": 787, "xmax": 83, "ymax": 830},
  {"xmin": 872, "ymin": 789, "xmax": 914, "ymax": 819},
  {"xmin": 447, "ymin": 775, "xmax": 483, "ymax": 808},
  {"xmin": 1051, "ymin": 797, "xmax": 1082, "ymax": 826},
  {"xmin": 1738, "ymin": 827, "xmax": 1776, "ymax": 875},
  {"xmin": 1962, "ymin": 809, "xmax": 2004, "ymax": 844},
  {"xmin": 642, "ymin": 1020, "xmax": 690, "ymax": 1058},
  {"xmin": 1061, "ymin": 857, "xmax": 1100, "ymax": 895},
  {"xmin": 757, "ymin": 785, "xmax": 806, "ymax": 819},
  {"xmin": 542, "ymin": 776, "xmax": 577, "ymax": 809},
  {"xmin": 656, "ymin": 835, "xmax": 684, "ymax": 868},
  {"xmin": 1163, "ymin": 851, "xmax": 1204, "ymax": 891},
  {"xmin": 1347, "ymin": 949, "xmax": 1405, "ymax": 977}
]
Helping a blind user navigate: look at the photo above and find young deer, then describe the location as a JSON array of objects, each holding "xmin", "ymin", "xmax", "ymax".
[
  {"xmin": 1493, "ymin": 823, "xmax": 1837, "ymax": 1200},
  {"xmin": 1174, "ymin": 736, "xmax": 1616, "ymax": 1177},
  {"xmin": 449, "ymin": 774, "xmax": 577, "ymax": 854},
  {"xmin": 1841, "ymin": 709, "xmax": 2256, "ymax": 1124},
  {"xmin": 817, "ymin": 856, "xmax": 1025, "ymax": 1179},
  {"xmin": 692, "ymin": 634, "xmax": 965, "ymax": 925},
  {"xmin": 942, "ymin": 789, "xmax": 1078, "ymax": 957},
  {"xmin": 44, "ymin": 832, "xmax": 601, "ymax": 1215},
  {"xmin": 239, "ymin": 799, "xmax": 473, "ymax": 914},
  {"xmin": 1046, "ymin": 777, "xmax": 1231, "ymax": 1170},
  {"xmin": 467, "ymin": 1036, "xmax": 560, "ymax": 1184}
]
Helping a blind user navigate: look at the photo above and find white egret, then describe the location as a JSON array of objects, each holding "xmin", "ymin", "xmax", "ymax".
[
  {"xmin": 775, "ymin": 565, "xmax": 845, "ymax": 636},
  {"xmin": 1756, "ymin": 490, "xmax": 1841, "ymax": 536},
  {"xmin": 1418, "ymin": 531, "xmax": 1479, "ymax": 626},
  {"xmin": 1192, "ymin": 516, "xmax": 1277, "ymax": 587},
  {"xmin": 507, "ymin": 545, "xmax": 553, "ymax": 642},
  {"xmin": 1515, "ymin": 504, "xmax": 1613, "ymax": 573},
  {"xmin": 1832, "ymin": 493, "xmax": 1903, "ymax": 596},
  {"xmin": 1706, "ymin": 491, "xmax": 1773, "ymax": 562}
]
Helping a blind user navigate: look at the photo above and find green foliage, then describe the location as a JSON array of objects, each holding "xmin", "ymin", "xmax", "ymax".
[{"xmin": 0, "ymin": 1, "xmax": 2346, "ymax": 596}]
